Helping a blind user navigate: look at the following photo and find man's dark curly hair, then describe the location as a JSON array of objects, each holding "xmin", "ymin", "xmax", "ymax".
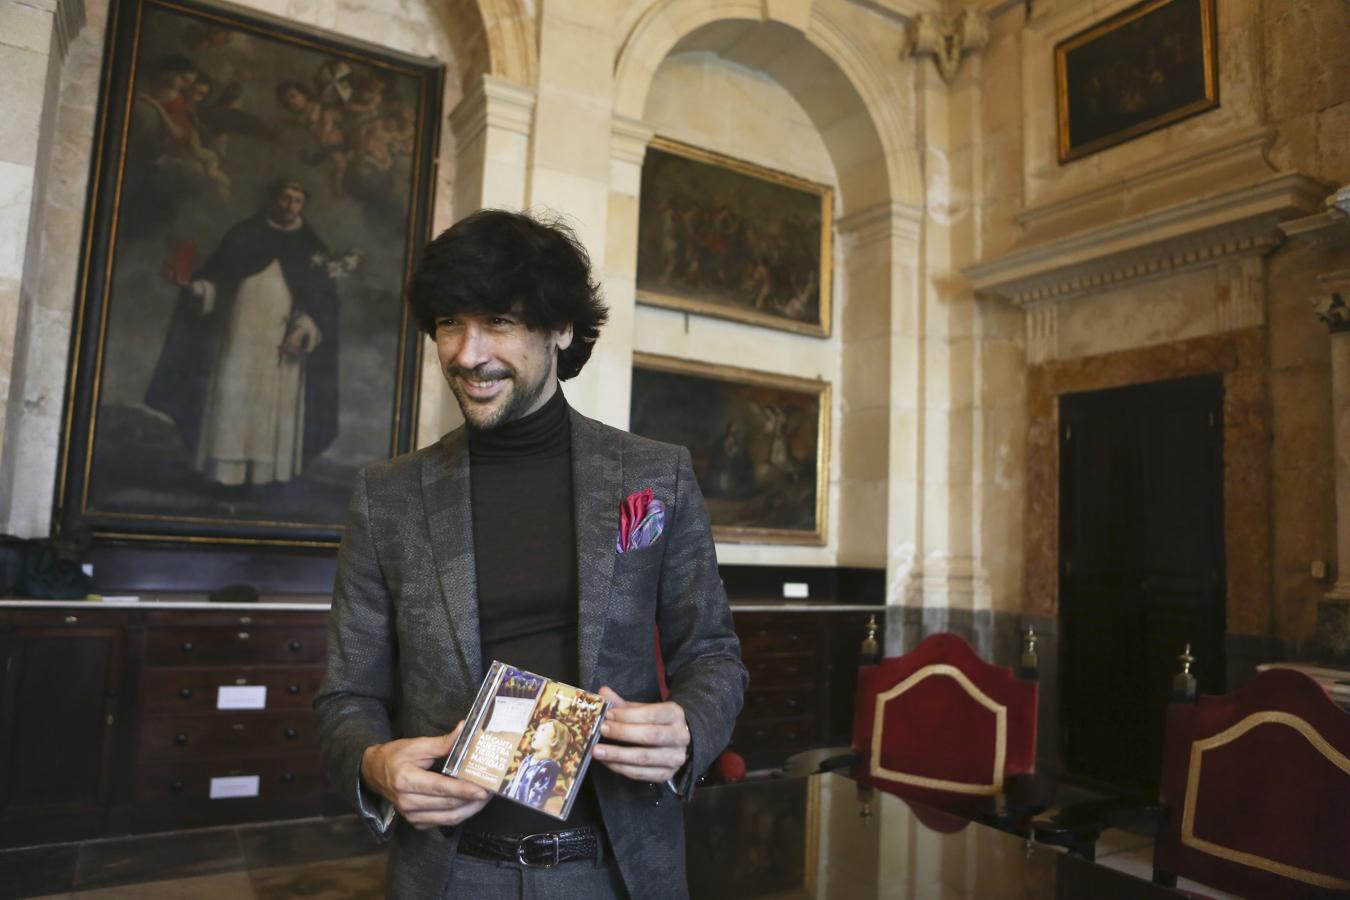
[{"xmin": 407, "ymin": 209, "xmax": 609, "ymax": 381}]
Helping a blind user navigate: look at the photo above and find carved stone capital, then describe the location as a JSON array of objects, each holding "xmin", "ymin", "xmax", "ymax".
[
  {"xmin": 907, "ymin": 9, "xmax": 990, "ymax": 83},
  {"xmin": 1312, "ymin": 293, "xmax": 1350, "ymax": 334}
]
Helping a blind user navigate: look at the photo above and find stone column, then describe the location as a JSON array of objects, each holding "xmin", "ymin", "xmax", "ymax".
[
  {"xmin": 1313, "ymin": 272, "xmax": 1350, "ymax": 660},
  {"xmin": 0, "ymin": 0, "xmax": 85, "ymax": 535}
]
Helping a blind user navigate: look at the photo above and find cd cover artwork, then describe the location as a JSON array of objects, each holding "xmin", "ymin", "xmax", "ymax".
[{"xmin": 443, "ymin": 661, "xmax": 609, "ymax": 820}]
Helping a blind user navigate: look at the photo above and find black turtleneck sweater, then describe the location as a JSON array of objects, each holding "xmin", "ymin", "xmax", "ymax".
[{"xmin": 466, "ymin": 386, "xmax": 601, "ymax": 834}]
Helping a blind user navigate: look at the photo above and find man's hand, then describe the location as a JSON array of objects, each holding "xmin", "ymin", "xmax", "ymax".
[
  {"xmin": 360, "ymin": 722, "xmax": 490, "ymax": 830},
  {"xmin": 592, "ymin": 686, "xmax": 690, "ymax": 783}
]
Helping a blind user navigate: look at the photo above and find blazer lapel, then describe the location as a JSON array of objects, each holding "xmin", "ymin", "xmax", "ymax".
[
  {"xmin": 572, "ymin": 412, "xmax": 622, "ymax": 691},
  {"xmin": 421, "ymin": 428, "xmax": 483, "ymax": 687}
]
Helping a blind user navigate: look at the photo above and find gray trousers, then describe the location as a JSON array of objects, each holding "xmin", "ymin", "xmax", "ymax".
[{"xmin": 443, "ymin": 853, "xmax": 629, "ymax": 899}]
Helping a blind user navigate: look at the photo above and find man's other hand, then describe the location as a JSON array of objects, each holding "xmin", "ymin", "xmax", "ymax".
[
  {"xmin": 360, "ymin": 722, "xmax": 490, "ymax": 829},
  {"xmin": 593, "ymin": 686, "xmax": 690, "ymax": 783}
]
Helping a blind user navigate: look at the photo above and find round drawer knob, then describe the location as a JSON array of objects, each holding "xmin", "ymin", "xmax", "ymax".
[
  {"xmin": 181, "ymin": 642, "xmax": 194, "ymax": 653},
  {"xmin": 237, "ymin": 631, "xmax": 250, "ymax": 641},
  {"xmin": 239, "ymin": 616, "xmax": 252, "ymax": 625},
  {"xmin": 287, "ymin": 684, "xmax": 300, "ymax": 695},
  {"xmin": 289, "ymin": 640, "xmax": 302, "ymax": 652},
  {"xmin": 284, "ymin": 728, "xmax": 298, "ymax": 740},
  {"xmin": 281, "ymin": 772, "xmax": 295, "ymax": 785},
  {"xmin": 64, "ymin": 615, "xmax": 78, "ymax": 624},
  {"xmin": 170, "ymin": 780, "xmax": 184, "ymax": 792},
  {"xmin": 179, "ymin": 688, "xmax": 192, "ymax": 699},
  {"xmin": 174, "ymin": 733, "xmax": 189, "ymax": 746}
]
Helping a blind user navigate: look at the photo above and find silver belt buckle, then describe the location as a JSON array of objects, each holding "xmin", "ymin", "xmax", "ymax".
[{"xmin": 517, "ymin": 832, "xmax": 561, "ymax": 868}]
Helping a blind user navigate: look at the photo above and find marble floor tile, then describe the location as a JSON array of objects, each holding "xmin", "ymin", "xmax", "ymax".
[
  {"xmin": 70, "ymin": 870, "xmax": 254, "ymax": 899},
  {"xmin": 73, "ymin": 827, "xmax": 245, "ymax": 890},
  {"xmin": 238, "ymin": 815, "xmax": 381, "ymax": 870},
  {"xmin": 248, "ymin": 853, "xmax": 386, "ymax": 900},
  {"xmin": 0, "ymin": 842, "xmax": 79, "ymax": 898},
  {"xmin": 1093, "ymin": 826, "xmax": 1155, "ymax": 858}
]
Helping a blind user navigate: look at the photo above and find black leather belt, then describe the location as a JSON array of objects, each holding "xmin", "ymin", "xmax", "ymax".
[{"xmin": 459, "ymin": 827, "xmax": 600, "ymax": 868}]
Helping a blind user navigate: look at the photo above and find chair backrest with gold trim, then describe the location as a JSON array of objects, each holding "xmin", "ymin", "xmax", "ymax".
[
  {"xmin": 1154, "ymin": 667, "xmax": 1350, "ymax": 899},
  {"xmin": 850, "ymin": 632, "xmax": 1037, "ymax": 813}
]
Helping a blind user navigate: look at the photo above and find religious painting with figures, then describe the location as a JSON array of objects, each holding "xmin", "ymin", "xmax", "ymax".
[
  {"xmin": 58, "ymin": 0, "xmax": 442, "ymax": 546},
  {"xmin": 629, "ymin": 354, "xmax": 829, "ymax": 546},
  {"xmin": 636, "ymin": 138, "xmax": 832, "ymax": 337}
]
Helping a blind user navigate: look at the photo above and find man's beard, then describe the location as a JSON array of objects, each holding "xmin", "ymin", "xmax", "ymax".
[{"xmin": 448, "ymin": 363, "xmax": 550, "ymax": 431}]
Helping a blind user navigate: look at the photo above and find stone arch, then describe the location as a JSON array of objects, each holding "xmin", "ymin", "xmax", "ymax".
[
  {"xmin": 444, "ymin": 0, "xmax": 537, "ymax": 89},
  {"xmin": 611, "ymin": 0, "xmax": 926, "ymax": 573},
  {"xmin": 613, "ymin": 0, "xmax": 921, "ymax": 213}
]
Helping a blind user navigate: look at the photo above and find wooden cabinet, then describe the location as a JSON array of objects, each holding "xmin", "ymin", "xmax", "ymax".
[
  {"xmin": 128, "ymin": 609, "xmax": 330, "ymax": 833},
  {"xmin": 0, "ymin": 609, "xmax": 131, "ymax": 845},
  {"xmin": 728, "ymin": 608, "xmax": 877, "ymax": 770},
  {"xmin": 0, "ymin": 605, "xmax": 334, "ymax": 847}
]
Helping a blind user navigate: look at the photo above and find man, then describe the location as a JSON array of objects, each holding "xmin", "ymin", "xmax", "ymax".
[
  {"xmin": 314, "ymin": 209, "xmax": 747, "ymax": 898},
  {"xmin": 146, "ymin": 178, "xmax": 339, "ymax": 488}
]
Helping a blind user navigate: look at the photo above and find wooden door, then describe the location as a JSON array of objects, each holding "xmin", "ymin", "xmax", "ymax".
[
  {"xmin": 0, "ymin": 615, "xmax": 124, "ymax": 841},
  {"xmin": 1059, "ymin": 375, "xmax": 1226, "ymax": 791}
]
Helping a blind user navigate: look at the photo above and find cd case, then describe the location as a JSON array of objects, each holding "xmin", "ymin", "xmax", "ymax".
[{"xmin": 443, "ymin": 661, "xmax": 610, "ymax": 820}]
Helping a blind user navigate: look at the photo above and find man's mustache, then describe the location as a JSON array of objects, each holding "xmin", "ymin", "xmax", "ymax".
[{"xmin": 448, "ymin": 365, "xmax": 512, "ymax": 381}]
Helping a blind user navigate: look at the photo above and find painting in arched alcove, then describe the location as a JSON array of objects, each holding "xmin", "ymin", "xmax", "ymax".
[{"xmin": 636, "ymin": 137, "xmax": 832, "ymax": 337}]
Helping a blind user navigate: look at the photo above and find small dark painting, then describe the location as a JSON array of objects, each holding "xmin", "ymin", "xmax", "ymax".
[
  {"xmin": 629, "ymin": 354, "xmax": 828, "ymax": 545},
  {"xmin": 1056, "ymin": 0, "xmax": 1217, "ymax": 163}
]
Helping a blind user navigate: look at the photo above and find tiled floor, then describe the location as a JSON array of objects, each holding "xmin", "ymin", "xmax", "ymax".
[{"xmin": 0, "ymin": 816, "xmax": 387, "ymax": 899}]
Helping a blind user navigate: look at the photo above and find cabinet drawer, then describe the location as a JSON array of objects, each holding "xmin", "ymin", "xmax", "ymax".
[
  {"xmin": 734, "ymin": 615, "xmax": 814, "ymax": 656},
  {"xmin": 744, "ymin": 655, "xmax": 816, "ymax": 687},
  {"xmin": 145, "ymin": 610, "xmax": 327, "ymax": 628},
  {"xmin": 140, "ymin": 712, "xmax": 317, "ymax": 761},
  {"xmin": 732, "ymin": 717, "xmax": 817, "ymax": 749},
  {"xmin": 145, "ymin": 626, "xmax": 326, "ymax": 666},
  {"xmin": 133, "ymin": 755, "xmax": 322, "ymax": 807},
  {"xmin": 140, "ymin": 666, "xmax": 325, "ymax": 714},
  {"xmin": 741, "ymin": 688, "xmax": 815, "ymax": 720}
]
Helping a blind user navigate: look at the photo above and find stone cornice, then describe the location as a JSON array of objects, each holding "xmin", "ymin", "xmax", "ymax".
[
  {"xmin": 965, "ymin": 173, "xmax": 1329, "ymax": 308},
  {"xmin": 609, "ymin": 115, "xmax": 655, "ymax": 166},
  {"xmin": 447, "ymin": 75, "xmax": 536, "ymax": 155},
  {"xmin": 1280, "ymin": 184, "xmax": 1350, "ymax": 247},
  {"xmin": 836, "ymin": 200, "xmax": 924, "ymax": 246}
]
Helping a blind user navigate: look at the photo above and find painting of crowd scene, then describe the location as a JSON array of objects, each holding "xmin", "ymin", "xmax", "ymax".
[
  {"xmin": 635, "ymin": 139, "xmax": 832, "ymax": 337},
  {"xmin": 1056, "ymin": 0, "xmax": 1217, "ymax": 163},
  {"xmin": 61, "ymin": 0, "xmax": 441, "ymax": 544},
  {"xmin": 629, "ymin": 354, "xmax": 829, "ymax": 545}
]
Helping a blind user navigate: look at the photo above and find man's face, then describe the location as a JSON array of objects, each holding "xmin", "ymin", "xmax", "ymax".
[
  {"xmin": 435, "ymin": 309, "xmax": 573, "ymax": 431},
  {"xmin": 270, "ymin": 187, "xmax": 305, "ymax": 226}
]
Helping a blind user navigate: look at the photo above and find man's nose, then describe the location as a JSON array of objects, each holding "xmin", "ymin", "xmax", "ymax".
[{"xmin": 450, "ymin": 324, "xmax": 489, "ymax": 369}]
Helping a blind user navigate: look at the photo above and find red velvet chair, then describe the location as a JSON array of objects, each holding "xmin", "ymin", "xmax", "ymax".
[
  {"xmin": 847, "ymin": 632, "xmax": 1041, "ymax": 823},
  {"xmin": 1151, "ymin": 667, "xmax": 1350, "ymax": 898}
]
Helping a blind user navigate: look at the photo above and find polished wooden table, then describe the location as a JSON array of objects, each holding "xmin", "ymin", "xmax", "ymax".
[{"xmin": 684, "ymin": 773, "xmax": 1181, "ymax": 899}]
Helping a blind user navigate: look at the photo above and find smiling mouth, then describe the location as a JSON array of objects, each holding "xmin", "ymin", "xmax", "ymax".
[{"xmin": 454, "ymin": 370, "xmax": 510, "ymax": 400}]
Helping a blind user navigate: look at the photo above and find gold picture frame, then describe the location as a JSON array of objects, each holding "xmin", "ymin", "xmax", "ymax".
[
  {"xmin": 629, "ymin": 353, "xmax": 830, "ymax": 546},
  {"xmin": 636, "ymin": 137, "xmax": 833, "ymax": 337},
  {"xmin": 1055, "ymin": 0, "xmax": 1218, "ymax": 164}
]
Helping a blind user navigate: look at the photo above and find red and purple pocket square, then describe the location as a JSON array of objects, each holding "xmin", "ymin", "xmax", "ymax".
[{"xmin": 617, "ymin": 488, "xmax": 666, "ymax": 554}]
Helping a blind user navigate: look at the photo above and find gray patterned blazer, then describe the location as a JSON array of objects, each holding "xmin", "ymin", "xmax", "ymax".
[{"xmin": 314, "ymin": 409, "xmax": 748, "ymax": 899}]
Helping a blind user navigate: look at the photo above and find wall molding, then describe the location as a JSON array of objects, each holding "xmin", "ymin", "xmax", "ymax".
[{"xmin": 965, "ymin": 172, "xmax": 1328, "ymax": 309}]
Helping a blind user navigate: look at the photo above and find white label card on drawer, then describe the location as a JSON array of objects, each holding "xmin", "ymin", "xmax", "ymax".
[
  {"xmin": 209, "ymin": 775, "xmax": 260, "ymax": 799},
  {"xmin": 216, "ymin": 685, "xmax": 267, "ymax": 710}
]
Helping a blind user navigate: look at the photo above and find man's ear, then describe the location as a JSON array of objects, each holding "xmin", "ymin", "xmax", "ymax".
[{"xmin": 554, "ymin": 323, "xmax": 574, "ymax": 352}]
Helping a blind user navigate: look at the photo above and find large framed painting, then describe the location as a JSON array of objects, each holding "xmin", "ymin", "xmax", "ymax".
[
  {"xmin": 1055, "ymin": 0, "xmax": 1218, "ymax": 163},
  {"xmin": 636, "ymin": 138, "xmax": 833, "ymax": 338},
  {"xmin": 629, "ymin": 353, "xmax": 829, "ymax": 546},
  {"xmin": 56, "ymin": 0, "xmax": 443, "ymax": 550}
]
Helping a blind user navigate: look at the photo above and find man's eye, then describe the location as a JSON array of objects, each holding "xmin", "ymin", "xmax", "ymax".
[{"xmin": 490, "ymin": 317, "xmax": 513, "ymax": 327}]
